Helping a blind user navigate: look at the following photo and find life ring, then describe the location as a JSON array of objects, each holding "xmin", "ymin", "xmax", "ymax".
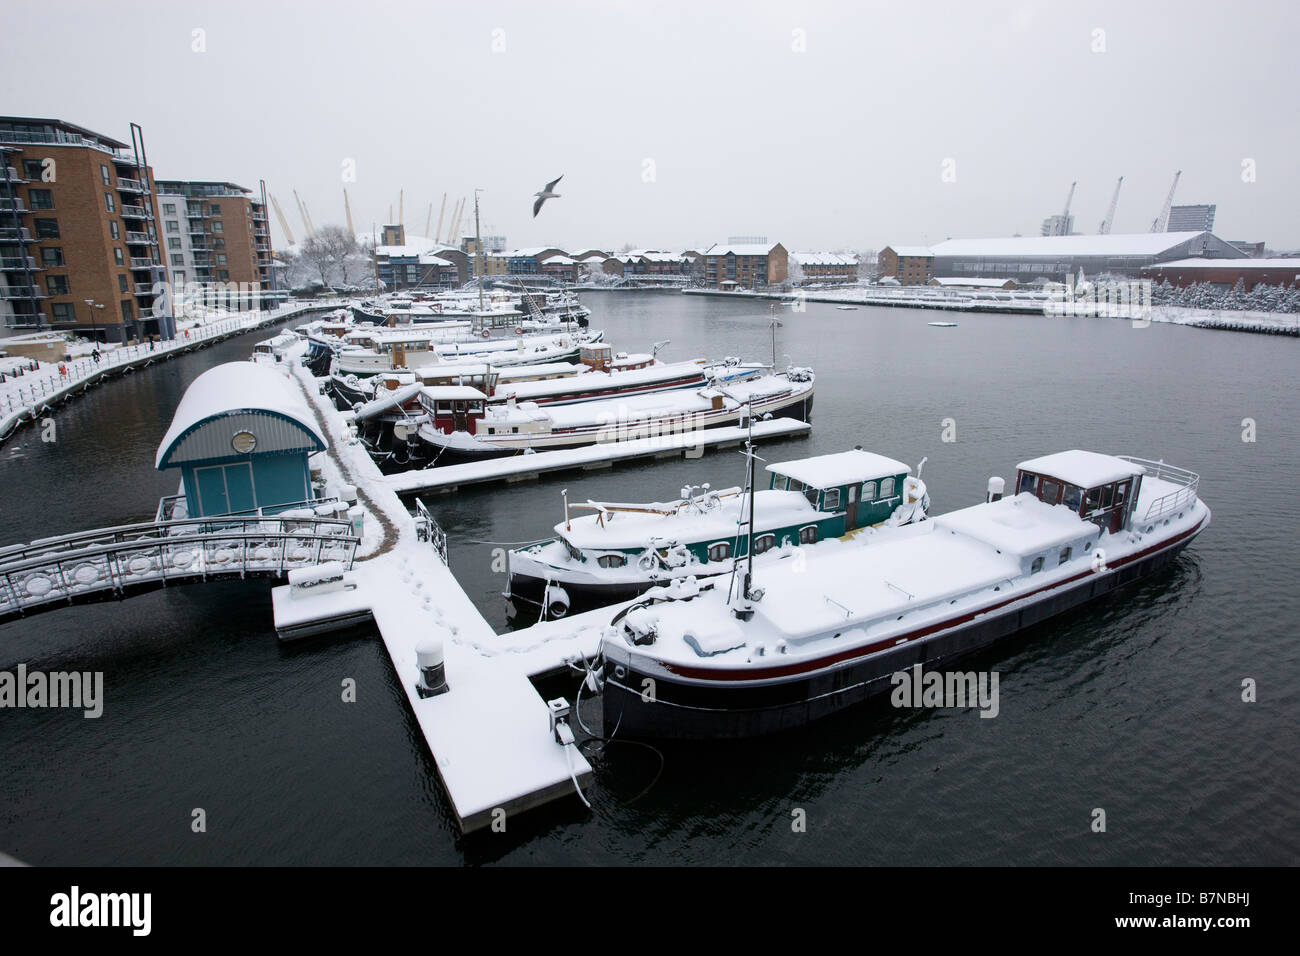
[
  {"xmin": 637, "ymin": 552, "xmax": 657, "ymax": 572},
  {"xmin": 481, "ymin": 329, "xmax": 491, "ymax": 339}
]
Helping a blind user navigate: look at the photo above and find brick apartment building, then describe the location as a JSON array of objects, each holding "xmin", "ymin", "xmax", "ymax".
[
  {"xmin": 699, "ymin": 242, "xmax": 788, "ymax": 290},
  {"xmin": 791, "ymin": 252, "xmax": 859, "ymax": 284},
  {"xmin": 1, "ymin": 117, "xmax": 169, "ymax": 342},
  {"xmin": 155, "ymin": 180, "xmax": 277, "ymax": 306},
  {"xmin": 877, "ymin": 246, "xmax": 935, "ymax": 285}
]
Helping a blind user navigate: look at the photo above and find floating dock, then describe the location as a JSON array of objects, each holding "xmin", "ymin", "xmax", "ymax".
[{"xmin": 383, "ymin": 418, "xmax": 812, "ymax": 496}]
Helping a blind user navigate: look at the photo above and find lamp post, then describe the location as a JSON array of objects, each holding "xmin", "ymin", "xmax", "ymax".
[{"xmin": 83, "ymin": 298, "xmax": 105, "ymax": 343}]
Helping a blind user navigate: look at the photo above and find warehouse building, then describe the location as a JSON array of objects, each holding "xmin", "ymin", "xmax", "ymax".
[{"xmin": 1142, "ymin": 258, "xmax": 1300, "ymax": 290}]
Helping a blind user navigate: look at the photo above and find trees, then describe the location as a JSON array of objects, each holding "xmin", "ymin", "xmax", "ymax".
[{"xmin": 300, "ymin": 225, "xmax": 358, "ymax": 289}]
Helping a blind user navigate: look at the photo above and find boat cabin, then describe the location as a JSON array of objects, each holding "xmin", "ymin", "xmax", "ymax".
[
  {"xmin": 1014, "ymin": 450, "xmax": 1145, "ymax": 534},
  {"xmin": 580, "ymin": 343, "xmax": 614, "ymax": 371},
  {"xmin": 155, "ymin": 363, "xmax": 326, "ymax": 518},
  {"xmin": 409, "ymin": 365, "xmax": 501, "ymax": 396},
  {"xmin": 416, "ymin": 385, "xmax": 487, "ymax": 434},
  {"xmin": 766, "ymin": 449, "xmax": 912, "ymax": 531}
]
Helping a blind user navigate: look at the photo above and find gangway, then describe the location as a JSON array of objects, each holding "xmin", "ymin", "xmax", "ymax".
[{"xmin": 0, "ymin": 513, "xmax": 359, "ymax": 624}]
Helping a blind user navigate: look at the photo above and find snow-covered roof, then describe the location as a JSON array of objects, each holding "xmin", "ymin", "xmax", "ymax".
[
  {"xmin": 703, "ymin": 243, "xmax": 778, "ymax": 257},
  {"xmin": 930, "ymin": 232, "xmax": 1218, "ymax": 259},
  {"xmin": 541, "ymin": 255, "xmax": 577, "ymax": 265},
  {"xmin": 1017, "ymin": 450, "xmax": 1145, "ymax": 488},
  {"xmin": 929, "ymin": 276, "xmax": 1015, "ymax": 287},
  {"xmin": 767, "ymin": 449, "xmax": 910, "ymax": 488},
  {"xmin": 418, "ymin": 253, "xmax": 454, "ymax": 266},
  {"xmin": 792, "ymin": 252, "xmax": 858, "ymax": 266},
  {"xmin": 507, "ymin": 247, "xmax": 564, "ymax": 259},
  {"xmin": 884, "ymin": 245, "xmax": 934, "ymax": 258},
  {"xmin": 421, "ymin": 385, "xmax": 488, "ymax": 400},
  {"xmin": 156, "ymin": 362, "xmax": 325, "ymax": 468},
  {"xmin": 934, "ymin": 494, "xmax": 1096, "ymax": 558},
  {"xmin": 1149, "ymin": 257, "xmax": 1300, "ymax": 269}
]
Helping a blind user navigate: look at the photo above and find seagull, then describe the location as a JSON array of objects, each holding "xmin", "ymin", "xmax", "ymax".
[{"xmin": 533, "ymin": 175, "xmax": 563, "ymax": 217}]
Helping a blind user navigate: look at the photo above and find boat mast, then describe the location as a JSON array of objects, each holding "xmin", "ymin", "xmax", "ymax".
[
  {"xmin": 731, "ymin": 403, "xmax": 761, "ymax": 618},
  {"xmin": 474, "ymin": 188, "xmax": 485, "ymax": 313}
]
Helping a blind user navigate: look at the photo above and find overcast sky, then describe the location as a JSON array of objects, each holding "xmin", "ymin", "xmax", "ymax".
[{"xmin": 4, "ymin": 0, "xmax": 1298, "ymax": 251}]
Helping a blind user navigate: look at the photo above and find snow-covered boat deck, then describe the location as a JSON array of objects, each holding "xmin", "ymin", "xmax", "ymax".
[{"xmin": 383, "ymin": 417, "xmax": 812, "ymax": 495}]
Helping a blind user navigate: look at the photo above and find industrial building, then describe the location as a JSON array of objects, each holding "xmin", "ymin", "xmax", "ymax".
[{"xmin": 1142, "ymin": 258, "xmax": 1300, "ymax": 290}]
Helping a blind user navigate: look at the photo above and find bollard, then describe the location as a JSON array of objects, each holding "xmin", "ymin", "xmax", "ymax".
[
  {"xmin": 987, "ymin": 476, "xmax": 1005, "ymax": 504},
  {"xmin": 416, "ymin": 639, "xmax": 449, "ymax": 697}
]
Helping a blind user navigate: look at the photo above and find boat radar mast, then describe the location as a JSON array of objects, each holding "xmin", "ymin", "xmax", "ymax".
[{"xmin": 729, "ymin": 403, "xmax": 765, "ymax": 621}]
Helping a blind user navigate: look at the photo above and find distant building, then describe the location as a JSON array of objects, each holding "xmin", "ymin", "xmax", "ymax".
[
  {"xmin": 505, "ymin": 247, "xmax": 566, "ymax": 275},
  {"xmin": 877, "ymin": 246, "xmax": 935, "ymax": 286},
  {"xmin": 699, "ymin": 242, "xmax": 787, "ymax": 290},
  {"xmin": 790, "ymin": 252, "xmax": 858, "ymax": 285},
  {"xmin": 928, "ymin": 276, "xmax": 1017, "ymax": 291},
  {"xmin": 373, "ymin": 239, "xmax": 463, "ymax": 290},
  {"xmin": 1142, "ymin": 257, "xmax": 1300, "ymax": 290},
  {"xmin": 156, "ymin": 180, "xmax": 276, "ymax": 305},
  {"xmin": 1228, "ymin": 240, "xmax": 1265, "ymax": 258},
  {"xmin": 1166, "ymin": 204, "xmax": 1216, "ymax": 233},
  {"xmin": 1, "ymin": 116, "xmax": 167, "ymax": 341},
  {"xmin": 539, "ymin": 255, "xmax": 579, "ymax": 282},
  {"xmin": 928, "ymin": 232, "xmax": 1244, "ymax": 282},
  {"xmin": 1040, "ymin": 214, "xmax": 1074, "ymax": 237},
  {"xmin": 727, "ymin": 235, "xmax": 767, "ymax": 245}
]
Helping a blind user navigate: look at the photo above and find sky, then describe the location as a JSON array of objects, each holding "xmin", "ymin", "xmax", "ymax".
[{"xmin": 4, "ymin": 0, "xmax": 1298, "ymax": 252}]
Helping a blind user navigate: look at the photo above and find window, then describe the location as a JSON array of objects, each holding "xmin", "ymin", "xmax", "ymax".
[
  {"xmin": 108, "ymin": 221, "xmax": 119, "ymax": 240},
  {"xmin": 1018, "ymin": 472, "xmax": 1037, "ymax": 496},
  {"xmin": 862, "ymin": 481, "xmax": 876, "ymax": 501},
  {"xmin": 34, "ymin": 218, "xmax": 59, "ymax": 238},
  {"xmin": 163, "ymin": 203, "xmax": 176, "ymax": 215},
  {"xmin": 799, "ymin": 526, "xmax": 819, "ymax": 545},
  {"xmin": 113, "ymin": 248, "xmax": 124, "ymax": 266},
  {"xmin": 120, "ymin": 300, "xmax": 133, "ymax": 321},
  {"xmin": 213, "ymin": 237, "xmax": 225, "ymax": 249},
  {"xmin": 22, "ymin": 159, "xmax": 43, "ymax": 180},
  {"xmin": 171, "ymin": 254, "xmax": 184, "ymax": 266},
  {"xmin": 117, "ymin": 275, "xmax": 128, "ymax": 293},
  {"xmin": 40, "ymin": 247, "xmax": 64, "ymax": 267},
  {"xmin": 209, "ymin": 204, "xmax": 220, "ymax": 216},
  {"xmin": 1064, "ymin": 484, "xmax": 1083, "ymax": 512},
  {"xmin": 215, "ymin": 254, "xmax": 227, "ymax": 265},
  {"xmin": 104, "ymin": 193, "xmax": 115, "ymax": 212},
  {"xmin": 29, "ymin": 188, "xmax": 54, "ymax": 210},
  {"xmin": 50, "ymin": 302, "xmax": 75, "ymax": 323},
  {"xmin": 752, "ymin": 534, "xmax": 776, "ymax": 555},
  {"xmin": 168, "ymin": 238, "xmax": 181, "ymax": 250},
  {"xmin": 46, "ymin": 275, "xmax": 69, "ymax": 295},
  {"xmin": 823, "ymin": 488, "xmax": 841, "ymax": 510},
  {"xmin": 597, "ymin": 554, "xmax": 626, "ymax": 569},
  {"xmin": 1114, "ymin": 481, "xmax": 1129, "ymax": 509},
  {"xmin": 100, "ymin": 164, "xmax": 110, "ymax": 185},
  {"xmin": 1084, "ymin": 487, "xmax": 1102, "ymax": 513},
  {"xmin": 1030, "ymin": 556, "xmax": 1045, "ymax": 574},
  {"xmin": 1100, "ymin": 485, "xmax": 1114, "ymax": 509},
  {"xmin": 166, "ymin": 220, "xmax": 179, "ymax": 233},
  {"xmin": 1059, "ymin": 547, "xmax": 1072, "ymax": 565},
  {"xmin": 217, "ymin": 270, "xmax": 229, "ymax": 281},
  {"xmin": 172, "ymin": 271, "xmax": 185, "ymax": 285},
  {"xmin": 212, "ymin": 221, "xmax": 223, "ymax": 233},
  {"xmin": 879, "ymin": 477, "xmax": 896, "ymax": 499},
  {"xmin": 1040, "ymin": 480, "xmax": 1060, "ymax": 504},
  {"xmin": 707, "ymin": 542, "xmax": 731, "ymax": 562}
]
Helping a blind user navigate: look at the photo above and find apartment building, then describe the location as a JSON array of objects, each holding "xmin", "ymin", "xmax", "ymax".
[
  {"xmin": 1, "ymin": 117, "xmax": 168, "ymax": 342},
  {"xmin": 790, "ymin": 252, "xmax": 859, "ymax": 284},
  {"xmin": 155, "ymin": 180, "xmax": 276, "ymax": 307},
  {"xmin": 877, "ymin": 246, "xmax": 935, "ymax": 285},
  {"xmin": 699, "ymin": 242, "xmax": 788, "ymax": 290}
]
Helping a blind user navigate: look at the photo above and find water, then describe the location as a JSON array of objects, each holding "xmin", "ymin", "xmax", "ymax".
[{"xmin": 1, "ymin": 293, "xmax": 1296, "ymax": 865}]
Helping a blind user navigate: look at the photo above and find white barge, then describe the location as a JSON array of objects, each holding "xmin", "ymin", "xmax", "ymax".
[{"xmin": 598, "ymin": 450, "xmax": 1209, "ymax": 739}]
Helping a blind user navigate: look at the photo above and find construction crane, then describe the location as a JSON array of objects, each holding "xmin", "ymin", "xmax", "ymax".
[
  {"xmin": 270, "ymin": 194, "xmax": 295, "ymax": 246},
  {"xmin": 1042, "ymin": 182, "xmax": 1076, "ymax": 236},
  {"xmin": 343, "ymin": 188, "xmax": 355, "ymax": 236},
  {"xmin": 424, "ymin": 202, "xmax": 433, "ymax": 238},
  {"xmin": 1097, "ymin": 176, "xmax": 1123, "ymax": 234},
  {"xmin": 1062, "ymin": 181, "xmax": 1076, "ymax": 221},
  {"xmin": 1150, "ymin": 170, "xmax": 1181, "ymax": 232},
  {"xmin": 398, "ymin": 189, "xmax": 404, "ymax": 227},
  {"xmin": 292, "ymin": 189, "xmax": 315, "ymax": 240}
]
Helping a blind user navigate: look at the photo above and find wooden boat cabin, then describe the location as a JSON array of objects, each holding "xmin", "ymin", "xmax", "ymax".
[
  {"xmin": 578, "ymin": 343, "xmax": 654, "ymax": 373},
  {"xmin": 1014, "ymin": 450, "xmax": 1145, "ymax": 534},
  {"xmin": 416, "ymin": 386, "xmax": 488, "ymax": 434},
  {"xmin": 766, "ymin": 449, "xmax": 914, "ymax": 533}
]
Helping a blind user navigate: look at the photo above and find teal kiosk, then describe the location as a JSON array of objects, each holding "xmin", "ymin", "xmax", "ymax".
[{"xmin": 156, "ymin": 362, "xmax": 327, "ymax": 518}]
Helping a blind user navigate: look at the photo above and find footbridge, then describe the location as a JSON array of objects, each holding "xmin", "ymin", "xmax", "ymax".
[{"xmin": 0, "ymin": 513, "xmax": 359, "ymax": 624}]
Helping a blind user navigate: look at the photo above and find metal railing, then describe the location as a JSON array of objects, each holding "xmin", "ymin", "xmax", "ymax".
[
  {"xmin": 414, "ymin": 498, "xmax": 448, "ymax": 565},
  {"xmin": 0, "ymin": 514, "xmax": 359, "ymax": 621},
  {"xmin": 1119, "ymin": 455, "xmax": 1200, "ymax": 521}
]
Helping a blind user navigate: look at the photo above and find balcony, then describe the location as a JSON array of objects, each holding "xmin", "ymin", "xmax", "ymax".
[
  {"xmin": 1, "ymin": 285, "xmax": 45, "ymax": 299},
  {"xmin": 3, "ymin": 166, "xmax": 26, "ymax": 184},
  {"xmin": 0, "ymin": 227, "xmax": 32, "ymax": 241},
  {"xmin": 124, "ymin": 231, "xmax": 155, "ymax": 244},
  {"xmin": 3, "ymin": 312, "xmax": 47, "ymax": 328},
  {"xmin": 132, "ymin": 282, "xmax": 154, "ymax": 295},
  {"xmin": 128, "ymin": 257, "xmax": 154, "ymax": 269},
  {"xmin": 116, "ymin": 177, "xmax": 144, "ymax": 193},
  {"xmin": 0, "ymin": 256, "xmax": 39, "ymax": 271},
  {"xmin": 121, "ymin": 205, "xmax": 147, "ymax": 219},
  {"xmin": 0, "ymin": 200, "xmax": 29, "ymax": 215}
]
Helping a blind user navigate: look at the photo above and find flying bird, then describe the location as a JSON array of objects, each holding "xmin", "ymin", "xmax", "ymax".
[{"xmin": 533, "ymin": 175, "xmax": 563, "ymax": 217}]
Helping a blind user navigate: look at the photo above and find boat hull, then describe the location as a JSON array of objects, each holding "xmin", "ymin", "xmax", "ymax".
[{"xmin": 601, "ymin": 516, "xmax": 1205, "ymax": 739}]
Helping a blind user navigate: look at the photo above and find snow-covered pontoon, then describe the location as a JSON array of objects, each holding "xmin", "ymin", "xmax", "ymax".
[{"xmin": 596, "ymin": 449, "xmax": 1208, "ymax": 739}]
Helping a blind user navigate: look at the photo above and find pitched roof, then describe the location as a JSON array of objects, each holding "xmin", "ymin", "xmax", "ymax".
[{"xmin": 929, "ymin": 232, "xmax": 1224, "ymax": 258}]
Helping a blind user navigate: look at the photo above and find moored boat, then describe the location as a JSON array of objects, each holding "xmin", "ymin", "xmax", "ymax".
[{"xmin": 597, "ymin": 449, "xmax": 1209, "ymax": 739}]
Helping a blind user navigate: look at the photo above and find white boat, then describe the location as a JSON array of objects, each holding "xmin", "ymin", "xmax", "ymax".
[{"xmin": 596, "ymin": 450, "xmax": 1209, "ymax": 739}]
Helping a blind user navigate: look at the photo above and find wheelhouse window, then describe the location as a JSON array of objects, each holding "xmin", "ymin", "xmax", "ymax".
[
  {"xmin": 823, "ymin": 488, "xmax": 841, "ymax": 510},
  {"xmin": 752, "ymin": 534, "xmax": 776, "ymax": 555},
  {"xmin": 1017, "ymin": 472, "xmax": 1037, "ymax": 495},
  {"xmin": 1114, "ymin": 481, "xmax": 1129, "ymax": 509},
  {"xmin": 879, "ymin": 477, "xmax": 896, "ymax": 499},
  {"xmin": 1063, "ymin": 484, "xmax": 1083, "ymax": 512},
  {"xmin": 862, "ymin": 481, "xmax": 877, "ymax": 501},
  {"xmin": 1059, "ymin": 547, "xmax": 1072, "ymax": 565},
  {"xmin": 597, "ymin": 554, "xmax": 626, "ymax": 568},
  {"xmin": 799, "ymin": 526, "xmax": 818, "ymax": 545},
  {"xmin": 1040, "ymin": 480, "xmax": 1061, "ymax": 504},
  {"xmin": 1031, "ymin": 556, "xmax": 1045, "ymax": 574},
  {"xmin": 707, "ymin": 542, "xmax": 731, "ymax": 562},
  {"xmin": 1084, "ymin": 487, "xmax": 1102, "ymax": 513}
]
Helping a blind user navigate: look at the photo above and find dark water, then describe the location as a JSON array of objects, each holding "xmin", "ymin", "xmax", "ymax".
[{"xmin": 1, "ymin": 293, "xmax": 1296, "ymax": 865}]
